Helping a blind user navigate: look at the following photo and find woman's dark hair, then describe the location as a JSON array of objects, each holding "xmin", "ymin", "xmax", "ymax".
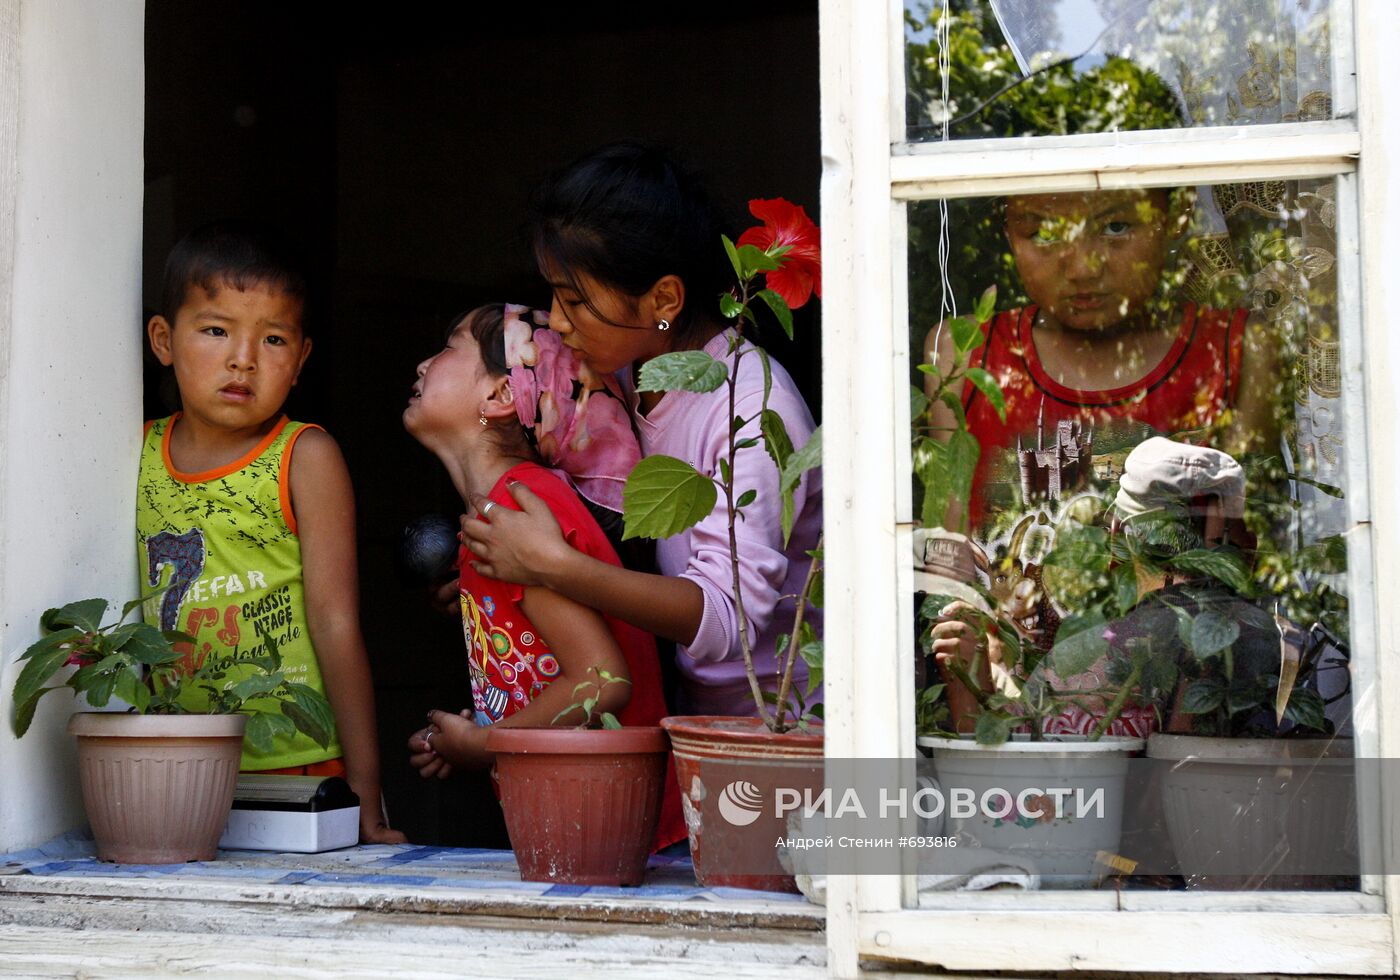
[
  {"xmin": 160, "ymin": 220, "xmax": 310, "ymax": 331},
  {"xmin": 530, "ymin": 140, "xmax": 733, "ymax": 342}
]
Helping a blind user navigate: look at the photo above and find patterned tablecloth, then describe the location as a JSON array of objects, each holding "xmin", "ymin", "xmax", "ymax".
[{"xmin": 0, "ymin": 830, "xmax": 812, "ymax": 905}]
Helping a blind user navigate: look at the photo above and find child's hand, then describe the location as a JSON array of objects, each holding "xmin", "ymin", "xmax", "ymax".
[
  {"xmin": 360, "ymin": 808, "xmax": 408, "ymax": 845},
  {"xmin": 929, "ymin": 601, "xmax": 1003, "ymax": 688},
  {"xmin": 930, "ymin": 601, "xmax": 1022, "ymax": 699},
  {"xmin": 459, "ymin": 482, "xmax": 571, "ymax": 587},
  {"xmin": 409, "ymin": 708, "xmax": 485, "ymax": 777},
  {"xmin": 429, "ymin": 573, "xmax": 460, "ymax": 617},
  {"xmin": 408, "ymin": 718, "xmax": 453, "ymax": 780}
]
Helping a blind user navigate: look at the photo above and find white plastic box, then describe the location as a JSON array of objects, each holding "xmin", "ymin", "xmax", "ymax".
[{"xmin": 219, "ymin": 774, "xmax": 360, "ymax": 853}]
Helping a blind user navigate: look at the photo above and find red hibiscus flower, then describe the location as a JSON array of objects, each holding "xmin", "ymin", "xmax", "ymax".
[{"xmin": 736, "ymin": 198, "xmax": 822, "ymax": 309}]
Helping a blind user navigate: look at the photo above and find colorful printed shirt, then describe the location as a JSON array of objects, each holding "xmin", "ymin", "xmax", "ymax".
[
  {"xmin": 458, "ymin": 461, "xmax": 686, "ymax": 848},
  {"xmin": 136, "ymin": 414, "xmax": 341, "ymax": 770},
  {"xmin": 457, "ymin": 462, "xmax": 668, "ymax": 729}
]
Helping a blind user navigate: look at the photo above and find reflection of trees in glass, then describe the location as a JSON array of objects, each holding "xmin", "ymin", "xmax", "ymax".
[
  {"xmin": 905, "ymin": 0, "xmax": 1180, "ymax": 141},
  {"xmin": 905, "ymin": 2, "xmax": 1185, "ymax": 365},
  {"xmin": 904, "ymin": 1, "xmax": 1349, "ymax": 650}
]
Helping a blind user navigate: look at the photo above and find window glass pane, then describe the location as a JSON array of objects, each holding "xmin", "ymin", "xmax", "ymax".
[
  {"xmin": 908, "ymin": 175, "xmax": 1363, "ymax": 891},
  {"xmin": 904, "ymin": 0, "xmax": 1342, "ymax": 142}
]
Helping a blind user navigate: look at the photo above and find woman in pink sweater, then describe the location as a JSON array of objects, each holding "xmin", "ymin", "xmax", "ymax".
[{"xmin": 460, "ymin": 141, "xmax": 822, "ymax": 717}]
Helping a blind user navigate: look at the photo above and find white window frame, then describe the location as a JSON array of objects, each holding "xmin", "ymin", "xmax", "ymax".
[{"xmin": 819, "ymin": 0, "xmax": 1400, "ymax": 975}]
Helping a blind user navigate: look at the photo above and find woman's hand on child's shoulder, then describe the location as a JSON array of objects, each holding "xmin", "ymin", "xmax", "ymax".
[{"xmin": 459, "ymin": 481, "xmax": 572, "ymax": 588}]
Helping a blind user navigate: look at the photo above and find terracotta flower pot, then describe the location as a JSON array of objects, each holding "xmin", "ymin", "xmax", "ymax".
[
  {"xmin": 661, "ymin": 715, "xmax": 824, "ymax": 893},
  {"xmin": 67, "ymin": 712, "xmax": 247, "ymax": 864},
  {"xmin": 486, "ymin": 726, "xmax": 669, "ymax": 886}
]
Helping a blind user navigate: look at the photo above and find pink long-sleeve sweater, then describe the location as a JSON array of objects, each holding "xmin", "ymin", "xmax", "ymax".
[{"xmin": 626, "ymin": 329, "xmax": 823, "ymax": 717}]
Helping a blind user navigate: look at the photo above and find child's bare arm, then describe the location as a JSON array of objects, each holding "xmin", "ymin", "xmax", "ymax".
[
  {"xmin": 1221, "ymin": 313, "xmax": 1284, "ymax": 458},
  {"xmin": 921, "ymin": 319, "xmax": 960, "ymax": 444},
  {"xmin": 459, "ymin": 491, "xmax": 706, "ymax": 646},
  {"xmin": 290, "ymin": 429, "xmax": 406, "ymax": 844},
  {"xmin": 415, "ymin": 586, "xmax": 632, "ymax": 772}
]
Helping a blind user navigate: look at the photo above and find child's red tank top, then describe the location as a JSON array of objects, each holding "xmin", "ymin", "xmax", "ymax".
[{"xmin": 962, "ymin": 304, "xmax": 1247, "ymax": 526}]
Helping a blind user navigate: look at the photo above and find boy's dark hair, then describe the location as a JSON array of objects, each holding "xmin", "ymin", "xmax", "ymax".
[
  {"xmin": 530, "ymin": 140, "xmax": 734, "ymax": 344},
  {"xmin": 397, "ymin": 513, "xmax": 461, "ymax": 587},
  {"xmin": 160, "ymin": 221, "xmax": 310, "ymax": 331}
]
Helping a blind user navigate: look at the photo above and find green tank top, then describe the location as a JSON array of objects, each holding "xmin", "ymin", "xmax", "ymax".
[{"xmin": 136, "ymin": 414, "xmax": 342, "ymax": 770}]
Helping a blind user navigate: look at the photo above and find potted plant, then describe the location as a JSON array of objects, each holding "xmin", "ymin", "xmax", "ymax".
[
  {"xmin": 1140, "ymin": 526, "xmax": 1354, "ymax": 887},
  {"xmin": 911, "ymin": 306, "xmax": 1159, "ymax": 881},
  {"xmin": 486, "ymin": 668, "xmax": 670, "ymax": 886},
  {"xmin": 621, "ymin": 198, "xmax": 825, "ymax": 892},
  {"xmin": 11, "ymin": 594, "xmax": 334, "ymax": 864},
  {"xmin": 915, "ymin": 399, "xmax": 1353, "ymax": 884}
]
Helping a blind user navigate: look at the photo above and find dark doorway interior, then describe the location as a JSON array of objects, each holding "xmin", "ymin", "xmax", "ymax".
[{"xmin": 144, "ymin": 2, "xmax": 821, "ymax": 844}]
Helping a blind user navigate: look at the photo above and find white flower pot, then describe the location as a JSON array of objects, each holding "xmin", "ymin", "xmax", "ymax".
[
  {"xmin": 1146, "ymin": 733, "xmax": 1356, "ymax": 888},
  {"xmin": 918, "ymin": 734, "xmax": 1144, "ymax": 885}
]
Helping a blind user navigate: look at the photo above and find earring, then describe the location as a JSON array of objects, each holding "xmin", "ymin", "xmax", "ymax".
[
  {"xmin": 657, "ymin": 318, "xmax": 671, "ymax": 331},
  {"xmin": 478, "ymin": 414, "xmax": 488, "ymax": 427}
]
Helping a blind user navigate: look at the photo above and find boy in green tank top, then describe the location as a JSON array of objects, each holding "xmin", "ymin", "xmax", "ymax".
[{"xmin": 138, "ymin": 222, "xmax": 404, "ymax": 844}]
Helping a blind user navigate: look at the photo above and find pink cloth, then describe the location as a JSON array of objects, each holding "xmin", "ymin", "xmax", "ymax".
[
  {"xmin": 503, "ymin": 304, "xmax": 640, "ymax": 514},
  {"xmin": 624, "ymin": 329, "xmax": 823, "ymax": 717}
]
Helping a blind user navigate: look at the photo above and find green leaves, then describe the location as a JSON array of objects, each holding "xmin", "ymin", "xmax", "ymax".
[
  {"xmin": 1187, "ymin": 609, "xmax": 1240, "ymax": 660},
  {"xmin": 637, "ymin": 351, "xmax": 727, "ymax": 394},
  {"xmin": 11, "ymin": 646, "xmax": 72, "ymax": 737},
  {"xmin": 231, "ymin": 673, "xmax": 285, "ymax": 702},
  {"xmin": 11, "ymin": 688, "xmax": 56, "ymax": 739},
  {"xmin": 757, "ymin": 289, "xmax": 794, "ymax": 340},
  {"xmin": 761, "ymin": 409, "xmax": 796, "ymax": 480},
  {"xmin": 917, "ymin": 429, "xmax": 979, "ymax": 532},
  {"xmin": 9, "ymin": 589, "xmax": 353, "ymax": 748},
  {"xmin": 722, "ymin": 235, "xmax": 742, "ymax": 279},
  {"xmin": 246, "ymin": 712, "xmax": 297, "ymax": 755},
  {"xmin": 963, "ymin": 367, "xmax": 1006, "ymax": 423},
  {"xmin": 115, "ymin": 666, "xmax": 151, "ymax": 713},
  {"xmin": 17, "ymin": 628, "xmax": 80, "ymax": 662},
  {"xmin": 1168, "ymin": 548, "xmax": 1253, "ymax": 595},
  {"xmin": 111, "ymin": 623, "xmax": 183, "ymax": 665},
  {"xmin": 1282, "ymin": 688, "xmax": 1327, "ymax": 733},
  {"xmin": 972, "ymin": 284, "xmax": 998, "ymax": 324},
  {"xmin": 555, "ymin": 666, "xmax": 632, "ymax": 729},
  {"xmin": 1182, "ymin": 678, "xmax": 1226, "ymax": 715},
  {"xmin": 622, "ymin": 455, "xmax": 718, "ymax": 541},
  {"xmin": 910, "ymin": 385, "xmax": 930, "ymax": 422},
  {"xmin": 948, "ymin": 316, "xmax": 983, "ymax": 356},
  {"xmin": 800, "ymin": 638, "xmax": 824, "ymax": 697},
  {"xmin": 282, "ymin": 682, "xmax": 335, "ymax": 749},
  {"xmin": 974, "ymin": 711, "xmax": 1016, "ymax": 746},
  {"xmin": 44, "ymin": 598, "xmax": 108, "ymax": 633},
  {"xmin": 780, "ymin": 427, "xmax": 823, "ymax": 545},
  {"xmin": 1050, "ymin": 614, "xmax": 1109, "ymax": 677},
  {"xmin": 722, "ymin": 234, "xmax": 783, "ymax": 281}
]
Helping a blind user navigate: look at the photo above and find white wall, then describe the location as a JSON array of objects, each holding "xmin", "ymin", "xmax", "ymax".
[{"xmin": 0, "ymin": 0, "xmax": 144, "ymax": 852}]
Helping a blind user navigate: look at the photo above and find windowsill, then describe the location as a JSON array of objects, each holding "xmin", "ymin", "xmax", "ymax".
[
  {"xmin": 0, "ymin": 836, "xmax": 827, "ymax": 977},
  {"xmin": 0, "ymin": 834, "xmax": 823, "ymax": 931}
]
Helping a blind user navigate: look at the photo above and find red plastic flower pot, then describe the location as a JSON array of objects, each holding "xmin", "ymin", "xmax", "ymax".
[
  {"xmin": 486, "ymin": 725, "xmax": 669, "ymax": 887},
  {"xmin": 661, "ymin": 715, "xmax": 824, "ymax": 893}
]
